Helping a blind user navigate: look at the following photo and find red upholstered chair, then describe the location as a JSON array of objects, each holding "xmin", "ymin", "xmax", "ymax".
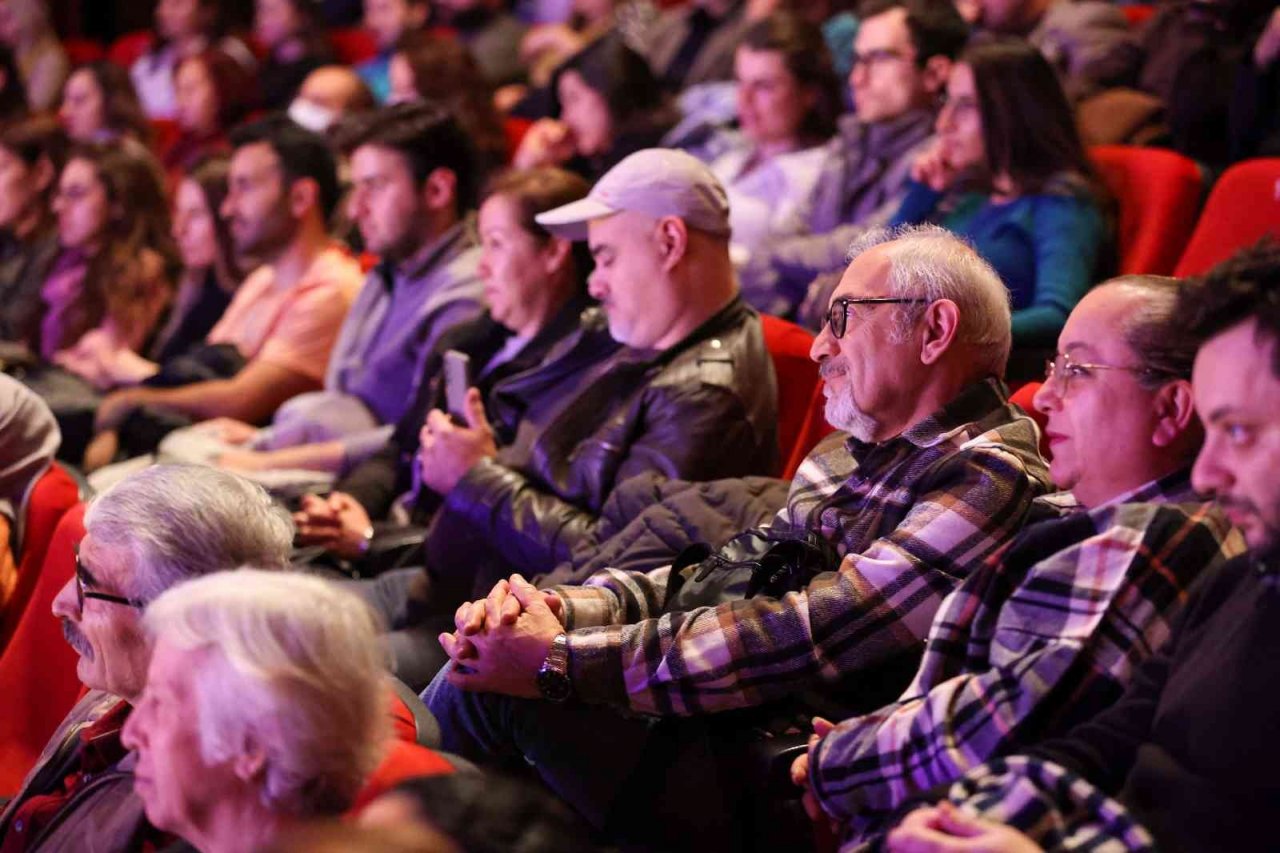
[
  {"xmin": 1174, "ymin": 158, "xmax": 1280, "ymax": 278},
  {"xmin": 63, "ymin": 38, "xmax": 105, "ymax": 66},
  {"xmin": 1089, "ymin": 145, "xmax": 1204, "ymax": 276},
  {"xmin": 106, "ymin": 30, "xmax": 153, "ymax": 69},
  {"xmin": 782, "ymin": 382, "xmax": 837, "ymax": 481},
  {"xmin": 504, "ymin": 116, "xmax": 533, "ymax": 163},
  {"xmin": 0, "ymin": 465, "xmax": 79, "ymax": 646},
  {"xmin": 1121, "ymin": 4, "xmax": 1156, "ymax": 27},
  {"xmin": 148, "ymin": 118, "xmax": 182, "ymax": 162},
  {"xmin": 0, "ymin": 503, "xmax": 85, "ymax": 796},
  {"xmin": 329, "ymin": 27, "xmax": 379, "ymax": 65},
  {"xmin": 1009, "ymin": 381, "xmax": 1050, "ymax": 461},
  {"xmin": 759, "ymin": 315, "xmax": 821, "ymax": 478}
]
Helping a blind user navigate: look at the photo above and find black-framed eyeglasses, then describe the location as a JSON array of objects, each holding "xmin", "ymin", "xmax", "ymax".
[
  {"xmin": 74, "ymin": 545, "xmax": 146, "ymax": 611},
  {"xmin": 827, "ymin": 297, "xmax": 929, "ymax": 339},
  {"xmin": 1043, "ymin": 352, "xmax": 1178, "ymax": 395}
]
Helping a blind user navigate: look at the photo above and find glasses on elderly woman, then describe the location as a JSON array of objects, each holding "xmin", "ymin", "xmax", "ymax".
[
  {"xmin": 74, "ymin": 546, "xmax": 146, "ymax": 610},
  {"xmin": 1043, "ymin": 352, "xmax": 1176, "ymax": 395},
  {"xmin": 826, "ymin": 297, "xmax": 928, "ymax": 340}
]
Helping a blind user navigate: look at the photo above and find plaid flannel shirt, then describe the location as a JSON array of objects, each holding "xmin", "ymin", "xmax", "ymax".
[
  {"xmin": 814, "ymin": 470, "xmax": 1243, "ymax": 844},
  {"xmin": 553, "ymin": 378, "xmax": 1052, "ymax": 716}
]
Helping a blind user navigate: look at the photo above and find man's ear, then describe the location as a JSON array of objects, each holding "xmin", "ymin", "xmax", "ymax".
[
  {"xmin": 1152, "ymin": 379, "xmax": 1196, "ymax": 447},
  {"xmin": 540, "ymin": 235, "xmax": 573, "ymax": 276},
  {"xmin": 654, "ymin": 216, "xmax": 689, "ymax": 272},
  {"xmin": 421, "ymin": 167, "xmax": 458, "ymax": 213},
  {"xmin": 232, "ymin": 737, "xmax": 268, "ymax": 785},
  {"xmin": 288, "ymin": 177, "xmax": 321, "ymax": 220},
  {"xmin": 918, "ymin": 298, "xmax": 960, "ymax": 365},
  {"xmin": 921, "ymin": 55, "xmax": 953, "ymax": 96}
]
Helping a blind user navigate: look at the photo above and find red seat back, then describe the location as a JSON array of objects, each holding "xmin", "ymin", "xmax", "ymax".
[
  {"xmin": 329, "ymin": 27, "xmax": 380, "ymax": 66},
  {"xmin": 1090, "ymin": 145, "xmax": 1203, "ymax": 276},
  {"xmin": 107, "ymin": 30, "xmax": 153, "ymax": 69},
  {"xmin": 0, "ymin": 504, "xmax": 85, "ymax": 795},
  {"xmin": 1009, "ymin": 381, "xmax": 1050, "ymax": 461},
  {"xmin": 348, "ymin": 739, "xmax": 455, "ymax": 814},
  {"xmin": 0, "ymin": 465, "xmax": 79, "ymax": 645},
  {"xmin": 63, "ymin": 37, "xmax": 105, "ymax": 66},
  {"xmin": 759, "ymin": 315, "xmax": 820, "ymax": 478},
  {"xmin": 1174, "ymin": 158, "xmax": 1280, "ymax": 278},
  {"xmin": 783, "ymin": 382, "xmax": 838, "ymax": 481},
  {"xmin": 1122, "ymin": 4, "xmax": 1156, "ymax": 27}
]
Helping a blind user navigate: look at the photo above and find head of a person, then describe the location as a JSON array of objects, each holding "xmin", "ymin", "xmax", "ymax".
[
  {"xmin": 289, "ymin": 66, "xmax": 376, "ymax": 134},
  {"xmin": 553, "ymin": 33, "xmax": 666, "ymax": 159},
  {"xmin": 811, "ymin": 224, "xmax": 1011, "ymax": 443},
  {"xmin": 971, "ymin": 0, "xmax": 1051, "ymax": 34},
  {"xmin": 388, "ymin": 31, "xmax": 506, "ymax": 172},
  {"xmin": 53, "ymin": 143, "xmax": 171, "ymax": 256},
  {"xmin": 174, "ymin": 50, "xmax": 255, "ymax": 137},
  {"xmin": 338, "ymin": 101, "xmax": 476, "ymax": 262},
  {"xmin": 432, "ymin": 0, "xmax": 497, "ymax": 24},
  {"xmin": 1175, "ymin": 242, "xmax": 1280, "ymax": 558},
  {"xmin": 255, "ymin": 0, "xmax": 321, "ymax": 51},
  {"xmin": 122, "ymin": 571, "xmax": 387, "ymax": 849},
  {"xmin": 0, "ymin": 0, "xmax": 54, "ymax": 47},
  {"xmin": 0, "ymin": 374, "xmax": 58, "ymax": 546},
  {"xmin": 153, "ymin": 0, "xmax": 222, "ymax": 44},
  {"xmin": 537, "ymin": 148, "xmax": 736, "ymax": 351},
  {"xmin": 223, "ymin": 115, "xmax": 339, "ymax": 260},
  {"xmin": 939, "ymin": 36, "xmax": 1097, "ymax": 196},
  {"xmin": 359, "ymin": 774, "xmax": 595, "ymax": 853},
  {"xmin": 173, "ymin": 154, "xmax": 241, "ymax": 283},
  {"xmin": 734, "ymin": 12, "xmax": 841, "ymax": 150},
  {"xmin": 850, "ymin": 0, "xmax": 967, "ymax": 124},
  {"xmin": 363, "ymin": 0, "xmax": 428, "ymax": 50},
  {"xmin": 0, "ymin": 116, "xmax": 67, "ymax": 237},
  {"xmin": 478, "ymin": 167, "xmax": 590, "ymax": 338},
  {"xmin": 1034, "ymin": 276, "xmax": 1202, "ymax": 507},
  {"xmin": 59, "ymin": 61, "xmax": 151, "ymax": 145},
  {"xmin": 50, "ymin": 465, "xmax": 294, "ymax": 702}
]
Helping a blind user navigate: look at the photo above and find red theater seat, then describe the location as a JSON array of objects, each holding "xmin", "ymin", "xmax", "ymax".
[
  {"xmin": 329, "ymin": 27, "xmax": 379, "ymax": 66},
  {"xmin": 1174, "ymin": 158, "xmax": 1280, "ymax": 278},
  {"xmin": 1122, "ymin": 4, "xmax": 1156, "ymax": 28},
  {"xmin": 760, "ymin": 315, "xmax": 821, "ymax": 477},
  {"xmin": 783, "ymin": 382, "xmax": 837, "ymax": 481},
  {"xmin": 63, "ymin": 37, "xmax": 105, "ymax": 66},
  {"xmin": 0, "ymin": 465, "xmax": 79, "ymax": 646},
  {"xmin": 1009, "ymin": 381, "xmax": 1050, "ymax": 461},
  {"xmin": 107, "ymin": 30, "xmax": 153, "ymax": 69},
  {"xmin": 1090, "ymin": 145, "xmax": 1204, "ymax": 276}
]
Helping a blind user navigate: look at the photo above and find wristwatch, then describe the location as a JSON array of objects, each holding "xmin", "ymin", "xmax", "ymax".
[{"xmin": 536, "ymin": 633, "xmax": 572, "ymax": 702}]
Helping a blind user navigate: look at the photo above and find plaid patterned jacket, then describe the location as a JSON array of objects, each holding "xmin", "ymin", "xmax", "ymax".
[
  {"xmin": 553, "ymin": 378, "xmax": 1052, "ymax": 716},
  {"xmin": 812, "ymin": 471, "xmax": 1243, "ymax": 844}
]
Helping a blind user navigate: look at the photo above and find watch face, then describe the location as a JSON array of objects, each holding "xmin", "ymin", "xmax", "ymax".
[{"xmin": 537, "ymin": 667, "xmax": 572, "ymax": 702}]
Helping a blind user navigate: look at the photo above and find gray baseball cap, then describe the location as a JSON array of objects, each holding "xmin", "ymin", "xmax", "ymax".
[{"xmin": 535, "ymin": 148, "xmax": 732, "ymax": 241}]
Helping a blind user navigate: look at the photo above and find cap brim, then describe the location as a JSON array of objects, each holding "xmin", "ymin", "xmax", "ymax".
[{"xmin": 533, "ymin": 197, "xmax": 620, "ymax": 241}]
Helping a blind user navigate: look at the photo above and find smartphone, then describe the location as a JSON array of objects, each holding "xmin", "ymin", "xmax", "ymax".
[{"xmin": 443, "ymin": 350, "xmax": 472, "ymax": 423}]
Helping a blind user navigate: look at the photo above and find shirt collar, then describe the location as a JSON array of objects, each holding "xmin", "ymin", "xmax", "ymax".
[
  {"xmin": 80, "ymin": 699, "xmax": 132, "ymax": 773},
  {"xmin": 380, "ymin": 216, "xmax": 475, "ymax": 293}
]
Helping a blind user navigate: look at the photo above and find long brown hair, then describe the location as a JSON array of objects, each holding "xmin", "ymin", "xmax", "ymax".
[
  {"xmin": 739, "ymin": 12, "xmax": 842, "ymax": 144},
  {"xmin": 184, "ymin": 153, "xmax": 242, "ymax": 288},
  {"xmin": 71, "ymin": 61, "xmax": 154, "ymax": 148}
]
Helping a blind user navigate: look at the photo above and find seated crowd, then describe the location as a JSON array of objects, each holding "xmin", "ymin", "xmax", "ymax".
[{"xmin": 0, "ymin": 0, "xmax": 1277, "ymax": 851}]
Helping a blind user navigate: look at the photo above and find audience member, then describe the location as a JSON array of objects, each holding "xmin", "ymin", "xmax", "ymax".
[
  {"xmin": 295, "ymin": 166, "xmax": 592, "ymax": 581},
  {"xmin": 424, "ymin": 225, "xmax": 1050, "ymax": 848},
  {"xmin": 0, "ymin": 374, "xmax": 57, "ymax": 608},
  {"xmin": 87, "ymin": 116, "xmax": 362, "ymax": 468},
  {"xmin": 58, "ymin": 61, "xmax": 153, "ymax": 147},
  {"xmin": 171, "ymin": 103, "xmax": 486, "ymax": 491},
  {"xmin": 709, "ymin": 12, "xmax": 840, "ymax": 296},
  {"xmin": 796, "ymin": 276, "xmax": 1243, "ymax": 846},
  {"xmin": 0, "ymin": 44, "xmax": 28, "ymax": 128},
  {"xmin": 740, "ymin": 0, "xmax": 967, "ymax": 318},
  {"xmin": 348, "ymin": 148, "xmax": 780, "ymax": 689},
  {"xmin": 356, "ymin": 0, "xmax": 428, "ymax": 102},
  {"xmin": 514, "ymin": 33, "xmax": 678, "ymax": 182},
  {"xmin": 0, "ymin": 0, "xmax": 67, "ymax": 112},
  {"xmin": 0, "ymin": 465, "xmax": 294, "ymax": 851},
  {"xmin": 642, "ymin": 0, "xmax": 753, "ymax": 92},
  {"xmin": 881, "ymin": 241, "xmax": 1280, "ymax": 853},
  {"xmin": 130, "ymin": 0, "xmax": 257, "ymax": 120},
  {"xmin": 256, "ymin": 0, "xmax": 336, "ymax": 111},
  {"xmin": 288, "ymin": 64, "xmax": 377, "ymax": 133},
  {"xmin": 1230, "ymin": 4, "xmax": 1280, "ymax": 160},
  {"xmin": 862, "ymin": 36, "xmax": 1106, "ymax": 364},
  {"xmin": 432, "ymin": 0, "xmax": 530, "ymax": 86},
  {"xmin": 514, "ymin": 0, "xmax": 620, "ymax": 94},
  {"xmin": 121, "ymin": 570, "xmax": 391, "ymax": 853},
  {"xmin": 164, "ymin": 49, "xmax": 257, "ymax": 176},
  {"xmin": 388, "ymin": 30, "xmax": 508, "ymax": 177},
  {"xmin": 0, "ymin": 117, "xmax": 66, "ymax": 346}
]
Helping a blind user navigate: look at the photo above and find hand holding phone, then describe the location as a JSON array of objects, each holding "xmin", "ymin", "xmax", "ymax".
[{"xmin": 443, "ymin": 350, "xmax": 473, "ymax": 423}]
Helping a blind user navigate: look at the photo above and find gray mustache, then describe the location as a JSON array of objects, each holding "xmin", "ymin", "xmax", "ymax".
[{"xmin": 61, "ymin": 619, "xmax": 94, "ymax": 660}]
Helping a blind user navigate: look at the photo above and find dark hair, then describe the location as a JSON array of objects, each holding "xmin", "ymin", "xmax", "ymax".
[
  {"xmin": 1172, "ymin": 239, "xmax": 1280, "ymax": 379},
  {"xmin": 229, "ymin": 114, "xmax": 341, "ymax": 221},
  {"xmin": 962, "ymin": 36, "xmax": 1101, "ymax": 198},
  {"xmin": 68, "ymin": 61, "xmax": 154, "ymax": 147},
  {"xmin": 553, "ymin": 32, "xmax": 668, "ymax": 130},
  {"xmin": 0, "ymin": 44, "xmax": 28, "ymax": 126},
  {"xmin": 175, "ymin": 49, "xmax": 258, "ymax": 131},
  {"xmin": 393, "ymin": 31, "xmax": 507, "ymax": 177},
  {"xmin": 337, "ymin": 101, "xmax": 480, "ymax": 213},
  {"xmin": 739, "ymin": 12, "xmax": 842, "ymax": 143},
  {"xmin": 0, "ymin": 116, "xmax": 68, "ymax": 231},
  {"xmin": 858, "ymin": 0, "xmax": 969, "ymax": 65},
  {"xmin": 183, "ymin": 153, "xmax": 243, "ymax": 284},
  {"xmin": 484, "ymin": 166, "xmax": 593, "ymax": 288},
  {"xmin": 265, "ymin": 0, "xmax": 331, "ymax": 59},
  {"xmin": 147, "ymin": 0, "xmax": 225, "ymax": 58}
]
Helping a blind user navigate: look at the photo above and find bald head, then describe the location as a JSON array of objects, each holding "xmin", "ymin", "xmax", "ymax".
[{"xmin": 298, "ymin": 66, "xmax": 376, "ymax": 118}]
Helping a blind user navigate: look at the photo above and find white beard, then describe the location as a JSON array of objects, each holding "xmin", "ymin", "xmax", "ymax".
[{"xmin": 823, "ymin": 383, "xmax": 880, "ymax": 442}]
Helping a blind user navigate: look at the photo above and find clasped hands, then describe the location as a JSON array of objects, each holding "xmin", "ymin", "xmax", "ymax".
[{"xmin": 438, "ymin": 573, "xmax": 565, "ymax": 699}]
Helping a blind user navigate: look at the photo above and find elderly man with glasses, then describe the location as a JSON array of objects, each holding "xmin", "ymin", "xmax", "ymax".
[
  {"xmin": 0, "ymin": 465, "xmax": 295, "ymax": 852},
  {"xmin": 417, "ymin": 224, "xmax": 1052, "ymax": 850},
  {"xmin": 792, "ymin": 274, "xmax": 1244, "ymax": 848}
]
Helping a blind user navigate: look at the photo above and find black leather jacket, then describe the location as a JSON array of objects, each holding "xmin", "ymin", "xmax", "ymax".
[{"xmin": 424, "ymin": 295, "xmax": 779, "ymax": 603}]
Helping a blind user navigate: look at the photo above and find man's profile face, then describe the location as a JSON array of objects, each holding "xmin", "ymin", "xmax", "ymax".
[
  {"xmin": 587, "ymin": 211, "xmax": 678, "ymax": 349},
  {"xmin": 50, "ymin": 532, "xmax": 151, "ymax": 701},
  {"xmin": 347, "ymin": 144, "xmax": 429, "ymax": 261},
  {"xmin": 1192, "ymin": 319, "xmax": 1280, "ymax": 555},
  {"xmin": 221, "ymin": 142, "xmax": 295, "ymax": 259},
  {"xmin": 849, "ymin": 8, "xmax": 931, "ymax": 124}
]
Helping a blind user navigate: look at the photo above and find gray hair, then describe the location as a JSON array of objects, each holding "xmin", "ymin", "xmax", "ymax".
[
  {"xmin": 144, "ymin": 570, "xmax": 389, "ymax": 816},
  {"xmin": 1102, "ymin": 275, "xmax": 1196, "ymax": 388},
  {"xmin": 83, "ymin": 464, "xmax": 294, "ymax": 603},
  {"xmin": 846, "ymin": 225, "xmax": 1013, "ymax": 377}
]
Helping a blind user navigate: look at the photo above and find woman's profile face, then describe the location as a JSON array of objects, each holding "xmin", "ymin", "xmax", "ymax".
[
  {"xmin": 935, "ymin": 62, "xmax": 986, "ymax": 174},
  {"xmin": 476, "ymin": 193, "xmax": 558, "ymax": 335},
  {"xmin": 53, "ymin": 158, "xmax": 110, "ymax": 250},
  {"xmin": 59, "ymin": 70, "xmax": 107, "ymax": 142},
  {"xmin": 557, "ymin": 69, "xmax": 612, "ymax": 158},
  {"xmin": 172, "ymin": 177, "xmax": 219, "ymax": 270}
]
